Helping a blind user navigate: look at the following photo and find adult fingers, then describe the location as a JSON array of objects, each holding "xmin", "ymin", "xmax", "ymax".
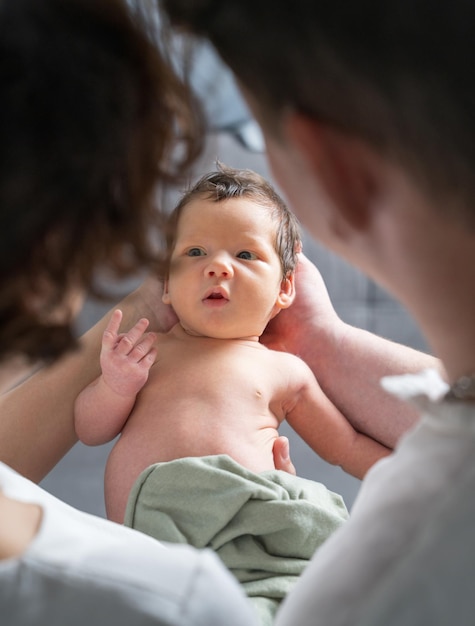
[{"xmin": 273, "ymin": 436, "xmax": 297, "ymax": 475}]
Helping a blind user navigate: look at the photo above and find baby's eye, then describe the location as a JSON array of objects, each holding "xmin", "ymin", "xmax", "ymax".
[
  {"xmin": 237, "ymin": 250, "xmax": 257, "ymax": 260},
  {"xmin": 186, "ymin": 247, "xmax": 205, "ymax": 257}
]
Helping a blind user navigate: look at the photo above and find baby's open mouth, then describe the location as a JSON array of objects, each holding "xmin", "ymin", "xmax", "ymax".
[{"xmin": 207, "ymin": 293, "xmax": 224, "ymax": 299}]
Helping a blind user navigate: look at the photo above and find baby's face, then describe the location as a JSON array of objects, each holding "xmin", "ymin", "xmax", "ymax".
[{"xmin": 162, "ymin": 197, "xmax": 292, "ymax": 339}]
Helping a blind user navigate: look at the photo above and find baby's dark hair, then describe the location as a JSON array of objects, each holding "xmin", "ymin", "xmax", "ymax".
[
  {"xmin": 0, "ymin": 0, "xmax": 203, "ymax": 362},
  {"xmin": 165, "ymin": 163, "xmax": 301, "ymax": 278}
]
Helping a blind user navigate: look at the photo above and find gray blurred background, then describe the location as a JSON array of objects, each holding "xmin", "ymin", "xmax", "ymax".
[{"xmin": 40, "ymin": 46, "xmax": 430, "ymax": 517}]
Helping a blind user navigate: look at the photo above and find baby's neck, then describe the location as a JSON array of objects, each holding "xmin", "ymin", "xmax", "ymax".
[{"xmin": 171, "ymin": 322, "xmax": 262, "ymax": 345}]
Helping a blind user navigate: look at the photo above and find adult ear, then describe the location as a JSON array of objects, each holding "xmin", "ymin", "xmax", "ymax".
[{"xmin": 284, "ymin": 112, "xmax": 380, "ymax": 231}]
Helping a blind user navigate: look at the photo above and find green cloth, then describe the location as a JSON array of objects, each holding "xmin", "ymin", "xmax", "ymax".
[{"xmin": 124, "ymin": 455, "xmax": 349, "ymax": 626}]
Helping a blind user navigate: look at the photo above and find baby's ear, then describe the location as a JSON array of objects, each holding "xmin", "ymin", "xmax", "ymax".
[
  {"xmin": 276, "ymin": 274, "xmax": 295, "ymax": 310},
  {"xmin": 162, "ymin": 279, "xmax": 171, "ymax": 305}
]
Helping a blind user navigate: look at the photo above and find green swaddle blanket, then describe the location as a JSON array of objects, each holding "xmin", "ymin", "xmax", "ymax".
[{"xmin": 124, "ymin": 454, "xmax": 348, "ymax": 625}]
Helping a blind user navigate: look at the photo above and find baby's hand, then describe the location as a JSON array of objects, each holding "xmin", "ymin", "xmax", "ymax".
[{"xmin": 100, "ymin": 309, "xmax": 157, "ymax": 397}]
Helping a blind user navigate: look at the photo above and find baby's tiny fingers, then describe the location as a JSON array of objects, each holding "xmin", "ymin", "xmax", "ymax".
[
  {"xmin": 141, "ymin": 347, "xmax": 158, "ymax": 368},
  {"xmin": 102, "ymin": 309, "xmax": 123, "ymax": 349},
  {"xmin": 128, "ymin": 332, "xmax": 157, "ymax": 362},
  {"xmin": 115, "ymin": 318, "xmax": 150, "ymax": 355}
]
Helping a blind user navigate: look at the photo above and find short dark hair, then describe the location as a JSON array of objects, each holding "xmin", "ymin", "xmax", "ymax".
[
  {"xmin": 165, "ymin": 163, "xmax": 301, "ymax": 280},
  {"xmin": 162, "ymin": 0, "xmax": 475, "ymax": 226},
  {"xmin": 0, "ymin": 0, "xmax": 203, "ymax": 361}
]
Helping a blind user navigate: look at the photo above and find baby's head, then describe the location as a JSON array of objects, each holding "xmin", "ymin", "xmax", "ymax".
[
  {"xmin": 162, "ymin": 164, "xmax": 302, "ymax": 339},
  {"xmin": 165, "ymin": 163, "xmax": 301, "ymax": 280}
]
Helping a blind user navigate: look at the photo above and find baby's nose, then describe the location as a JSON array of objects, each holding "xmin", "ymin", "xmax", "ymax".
[{"xmin": 206, "ymin": 254, "xmax": 234, "ymax": 278}]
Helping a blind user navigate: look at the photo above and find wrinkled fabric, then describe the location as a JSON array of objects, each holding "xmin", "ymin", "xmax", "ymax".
[{"xmin": 125, "ymin": 454, "xmax": 348, "ymax": 626}]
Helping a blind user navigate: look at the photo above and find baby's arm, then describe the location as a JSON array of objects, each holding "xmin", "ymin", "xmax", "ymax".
[
  {"xmin": 285, "ymin": 356, "xmax": 391, "ymax": 479},
  {"xmin": 74, "ymin": 310, "xmax": 157, "ymax": 446}
]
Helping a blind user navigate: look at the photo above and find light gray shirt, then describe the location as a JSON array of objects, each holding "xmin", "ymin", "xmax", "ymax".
[
  {"xmin": 0, "ymin": 461, "xmax": 258, "ymax": 626},
  {"xmin": 276, "ymin": 369, "xmax": 475, "ymax": 626}
]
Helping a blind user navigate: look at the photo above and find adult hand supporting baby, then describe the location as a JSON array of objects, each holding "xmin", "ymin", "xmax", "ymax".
[
  {"xmin": 261, "ymin": 253, "xmax": 339, "ymax": 357},
  {"xmin": 127, "ymin": 275, "xmax": 179, "ymax": 334},
  {"xmin": 262, "ymin": 253, "xmax": 438, "ymax": 449}
]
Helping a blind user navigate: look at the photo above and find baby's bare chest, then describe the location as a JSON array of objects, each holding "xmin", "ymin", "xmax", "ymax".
[
  {"xmin": 110, "ymin": 340, "xmax": 304, "ymax": 479},
  {"xmin": 133, "ymin": 340, "xmax": 296, "ymax": 426}
]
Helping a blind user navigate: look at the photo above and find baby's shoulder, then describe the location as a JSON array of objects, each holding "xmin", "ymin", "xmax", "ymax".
[
  {"xmin": 266, "ymin": 347, "xmax": 304, "ymax": 364},
  {"xmin": 266, "ymin": 348, "xmax": 314, "ymax": 378}
]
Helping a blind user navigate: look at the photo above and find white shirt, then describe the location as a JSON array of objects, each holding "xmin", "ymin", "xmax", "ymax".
[
  {"xmin": 275, "ymin": 369, "xmax": 475, "ymax": 626},
  {"xmin": 0, "ymin": 461, "xmax": 258, "ymax": 626}
]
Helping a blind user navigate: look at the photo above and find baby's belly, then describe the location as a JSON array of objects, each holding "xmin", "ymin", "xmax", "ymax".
[{"xmin": 104, "ymin": 422, "xmax": 279, "ymax": 523}]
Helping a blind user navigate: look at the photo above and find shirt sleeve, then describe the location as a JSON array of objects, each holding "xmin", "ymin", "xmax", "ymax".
[{"xmin": 0, "ymin": 462, "xmax": 258, "ymax": 626}]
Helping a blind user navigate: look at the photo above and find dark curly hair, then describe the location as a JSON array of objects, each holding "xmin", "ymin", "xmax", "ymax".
[
  {"xmin": 165, "ymin": 163, "xmax": 301, "ymax": 280},
  {"xmin": 0, "ymin": 0, "xmax": 204, "ymax": 361}
]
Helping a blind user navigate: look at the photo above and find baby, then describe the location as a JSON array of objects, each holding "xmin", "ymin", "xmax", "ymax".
[{"xmin": 75, "ymin": 164, "xmax": 390, "ymax": 624}]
